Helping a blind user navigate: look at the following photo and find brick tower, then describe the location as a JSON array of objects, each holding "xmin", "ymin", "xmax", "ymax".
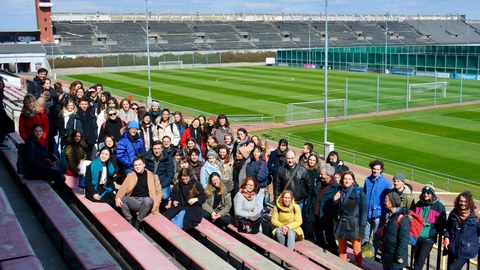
[{"xmin": 35, "ymin": 0, "xmax": 54, "ymax": 44}]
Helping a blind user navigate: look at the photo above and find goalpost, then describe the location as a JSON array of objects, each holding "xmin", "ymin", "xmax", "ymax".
[
  {"xmin": 286, "ymin": 99, "xmax": 346, "ymax": 124},
  {"xmin": 158, "ymin": 61, "xmax": 184, "ymax": 70},
  {"xmin": 408, "ymin": 82, "xmax": 447, "ymax": 102}
]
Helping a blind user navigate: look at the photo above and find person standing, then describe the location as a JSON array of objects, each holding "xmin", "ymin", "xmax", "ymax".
[
  {"xmin": 411, "ymin": 182, "xmax": 446, "ymax": 270},
  {"xmin": 27, "ymin": 68, "xmax": 48, "ymax": 98},
  {"xmin": 275, "ymin": 150, "xmax": 310, "ymax": 210},
  {"xmin": 333, "ymin": 171, "xmax": 367, "ymax": 267},
  {"xmin": 314, "ymin": 164, "xmax": 339, "ymax": 255},
  {"xmin": 363, "ymin": 159, "xmax": 392, "ymax": 254},
  {"xmin": 443, "ymin": 191, "xmax": 480, "ymax": 270},
  {"xmin": 66, "ymin": 97, "xmax": 98, "ymax": 159},
  {"xmin": 391, "ymin": 173, "xmax": 415, "ymax": 209},
  {"xmin": 380, "ymin": 191, "xmax": 410, "ymax": 270},
  {"xmin": 115, "ymin": 157, "xmax": 162, "ymax": 230},
  {"xmin": 0, "ymin": 76, "xmax": 15, "ymax": 149}
]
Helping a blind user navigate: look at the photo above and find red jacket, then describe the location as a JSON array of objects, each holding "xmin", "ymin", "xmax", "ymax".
[{"xmin": 19, "ymin": 110, "xmax": 49, "ymax": 141}]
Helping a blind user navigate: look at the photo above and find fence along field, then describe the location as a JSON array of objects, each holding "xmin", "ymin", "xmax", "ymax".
[{"xmin": 63, "ymin": 66, "xmax": 480, "ymax": 123}]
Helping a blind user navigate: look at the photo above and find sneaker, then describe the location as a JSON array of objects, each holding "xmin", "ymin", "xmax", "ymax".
[{"xmin": 0, "ymin": 142, "xmax": 10, "ymax": 150}]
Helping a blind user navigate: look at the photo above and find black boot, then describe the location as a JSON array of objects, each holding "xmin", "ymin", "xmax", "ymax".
[{"xmin": 134, "ymin": 219, "xmax": 141, "ymax": 231}]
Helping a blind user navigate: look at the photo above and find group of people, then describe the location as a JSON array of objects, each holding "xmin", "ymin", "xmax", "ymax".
[{"xmin": 10, "ymin": 68, "xmax": 480, "ymax": 270}]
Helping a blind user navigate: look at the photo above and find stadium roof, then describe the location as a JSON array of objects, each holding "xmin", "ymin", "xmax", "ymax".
[{"xmin": 0, "ymin": 44, "xmax": 46, "ymax": 54}]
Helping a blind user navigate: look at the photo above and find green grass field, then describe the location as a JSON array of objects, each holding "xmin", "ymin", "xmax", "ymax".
[
  {"xmin": 63, "ymin": 66, "xmax": 480, "ymax": 123},
  {"xmin": 63, "ymin": 66, "xmax": 480, "ymax": 192}
]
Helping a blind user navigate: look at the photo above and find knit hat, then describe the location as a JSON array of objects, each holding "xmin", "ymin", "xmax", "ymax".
[
  {"xmin": 238, "ymin": 145, "xmax": 253, "ymax": 159},
  {"xmin": 422, "ymin": 182, "xmax": 436, "ymax": 196},
  {"xmin": 387, "ymin": 191, "xmax": 402, "ymax": 207},
  {"xmin": 151, "ymin": 100, "xmax": 160, "ymax": 108},
  {"xmin": 208, "ymin": 115, "xmax": 216, "ymax": 122},
  {"xmin": 206, "ymin": 149, "xmax": 217, "ymax": 159},
  {"xmin": 127, "ymin": 120, "xmax": 139, "ymax": 129},
  {"xmin": 393, "ymin": 173, "xmax": 406, "ymax": 183}
]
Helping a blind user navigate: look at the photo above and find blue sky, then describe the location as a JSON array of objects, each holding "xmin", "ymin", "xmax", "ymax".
[{"xmin": 3, "ymin": 0, "xmax": 479, "ymax": 30}]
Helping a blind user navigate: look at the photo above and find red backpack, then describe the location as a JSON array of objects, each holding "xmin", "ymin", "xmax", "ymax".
[{"xmin": 396, "ymin": 210, "xmax": 424, "ymax": 245}]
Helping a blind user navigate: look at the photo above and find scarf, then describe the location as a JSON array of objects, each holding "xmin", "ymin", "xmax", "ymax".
[
  {"xmin": 37, "ymin": 98, "xmax": 53, "ymax": 113},
  {"xmin": 240, "ymin": 188, "xmax": 255, "ymax": 201},
  {"xmin": 458, "ymin": 209, "xmax": 471, "ymax": 221},
  {"xmin": 275, "ymin": 147, "xmax": 289, "ymax": 165},
  {"xmin": 340, "ymin": 184, "xmax": 354, "ymax": 204},
  {"xmin": 21, "ymin": 107, "xmax": 37, "ymax": 118},
  {"xmin": 35, "ymin": 136, "xmax": 47, "ymax": 149},
  {"xmin": 63, "ymin": 109, "xmax": 75, "ymax": 118},
  {"xmin": 90, "ymin": 157, "xmax": 115, "ymax": 197}
]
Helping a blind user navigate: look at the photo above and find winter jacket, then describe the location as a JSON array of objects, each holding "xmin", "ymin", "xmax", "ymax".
[
  {"xmin": 164, "ymin": 179, "xmax": 206, "ymax": 231},
  {"xmin": 364, "ymin": 173, "xmax": 391, "ymax": 219},
  {"xmin": 218, "ymin": 158, "xmax": 234, "ymax": 182},
  {"xmin": 211, "ymin": 126, "xmax": 233, "ymax": 146},
  {"xmin": 413, "ymin": 197, "xmax": 446, "ymax": 241},
  {"xmin": 246, "ymin": 158, "xmax": 269, "ymax": 188},
  {"xmin": 271, "ymin": 196, "xmax": 304, "ymax": 240},
  {"xmin": 333, "ymin": 185, "xmax": 367, "ymax": 240},
  {"xmin": 396, "ymin": 184, "xmax": 415, "ymax": 210},
  {"xmin": 381, "ymin": 207, "xmax": 411, "ymax": 269},
  {"xmin": 154, "ymin": 119, "xmax": 180, "ymax": 146},
  {"xmin": 140, "ymin": 123, "xmax": 154, "ymax": 151},
  {"xmin": 444, "ymin": 210, "xmax": 480, "ymax": 259},
  {"xmin": 84, "ymin": 157, "xmax": 116, "ymax": 201},
  {"xmin": 19, "ymin": 110, "xmax": 49, "ymax": 141},
  {"xmin": 97, "ymin": 117, "xmax": 125, "ymax": 143},
  {"xmin": 267, "ymin": 148, "xmax": 288, "ymax": 184},
  {"xmin": 275, "ymin": 163, "xmax": 310, "ymax": 202},
  {"xmin": 116, "ymin": 131, "xmax": 146, "ymax": 172},
  {"xmin": 66, "ymin": 108, "xmax": 98, "ymax": 145},
  {"xmin": 115, "ymin": 169, "xmax": 162, "ymax": 213},
  {"xmin": 202, "ymin": 189, "xmax": 232, "ymax": 218},
  {"xmin": 24, "ymin": 135, "xmax": 51, "ymax": 177},
  {"xmin": 65, "ymin": 143, "xmax": 87, "ymax": 176},
  {"xmin": 315, "ymin": 178, "xmax": 339, "ymax": 219},
  {"xmin": 199, "ymin": 161, "xmax": 222, "ymax": 189},
  {"xmin": 144, "ymin": 150, "xmax": 175, "ymax": 188},
  {"xmin": 26, "ymin": 76, "xmax": 43, "ymax": 98}
]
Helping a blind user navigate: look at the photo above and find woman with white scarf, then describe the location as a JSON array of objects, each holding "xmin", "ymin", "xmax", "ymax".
[{"xmin": 58, "ymin": 99, "xmax": 77, "ymax": 148}]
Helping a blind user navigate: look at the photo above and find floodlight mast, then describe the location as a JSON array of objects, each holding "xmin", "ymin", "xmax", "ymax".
[
  {"xmin": 324, "ymin": 0, "xmax": 328, "ymax": 144},
  {"xmin": 146, "ymin": 0, "xmax": 152, "ymax": 107}
]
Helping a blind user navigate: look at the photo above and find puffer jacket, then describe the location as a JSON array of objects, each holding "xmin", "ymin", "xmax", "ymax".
[
  {"xmin": 364, "ymin": 174, "xmax": 391, "ymax": 219},
  {"xmin": 413, "ymin": 197, "xmax": 446, "ymax": 241},
  {"xmin": 144, "ymin": 150, "xmax": 175, "ymax": 188},
  {"xmin": 271, "ymin": 196, "xmax": 304, "ymax": 240},
  {"xmin": 444, "ymin": 210, "xmax": 480, "ymax": 259},
  {"xmin": 246, "ymin": 158, "xmax": 269, "ymax": 188},
  {"xmin": 275, "ymin": 163, "xmax": 310, "ymax": 202},
  {"xmin": 333, "ymin": 185, "xmax": 367, "ymax": 240},
  {"xmin": 117, "ymin": 131, "xmax": 146, "ymax": 172},
  {"xmin": 381, "ymin": 207, "xmax": 410, "ymax": 269}
]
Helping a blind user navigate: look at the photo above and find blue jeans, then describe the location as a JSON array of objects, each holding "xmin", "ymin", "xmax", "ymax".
[
  {"xmin": 162, "ymin": 186, "xmax": 171, "ymax": 201},
  {"xmin": 171, "ymin": 210, "xmax": 186, "ymax": 229},
  {"xmin": 363, "ymin": 217, "xmax": 380, "ymax": 254}
]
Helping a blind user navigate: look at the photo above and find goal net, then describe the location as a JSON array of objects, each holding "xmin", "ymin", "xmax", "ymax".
[
  {"xmin": 286, "ymin": 99, "xmax": 346, "ymax": 124},
  {"xmin": 347, "ymin": 63, "xmax": 368, "ymax": 72},
  {"xmin": 408, "ymin": 82, "xmax": 447, "ymax": 102},
  {"xmin": 158, "ymin": 61, "xmax": 184, "ymax": 70}
]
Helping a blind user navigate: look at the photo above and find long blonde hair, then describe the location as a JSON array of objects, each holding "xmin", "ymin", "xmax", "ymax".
[{"xmin": 205, "ymin": 172, "xmax": 225, "ymax": 197}]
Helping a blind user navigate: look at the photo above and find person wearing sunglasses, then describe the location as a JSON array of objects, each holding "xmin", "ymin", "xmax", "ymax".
[{"xmin": 98, "ymin": 107, "xmax": 126, "ymax": 143}]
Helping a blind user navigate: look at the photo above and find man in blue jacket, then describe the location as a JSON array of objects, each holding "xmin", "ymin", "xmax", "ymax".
[
  {"xmin": 145, "ymin": 140, "xmax": 174, "ymax": 202},
  {"xmin": 117, "ymin": 121, "xmax": 146, "ymax": 173},
  {"xmin": 362, "ymin": 159, "xmax": 391, "ymax": 254}
]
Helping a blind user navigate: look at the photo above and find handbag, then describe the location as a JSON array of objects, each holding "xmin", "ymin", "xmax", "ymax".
[{"xmin": 235, "ymin": 216, "xmax": 261, "ymax": 234}]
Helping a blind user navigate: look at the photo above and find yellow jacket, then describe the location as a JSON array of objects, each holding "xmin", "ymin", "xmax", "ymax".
[
  {"xmin": 271, "ymin": 196, "xmax": 304, "ymax": 240},
  {"xmin": 115, "ymin": 169, "xmax": 162, "ymax": 214}
]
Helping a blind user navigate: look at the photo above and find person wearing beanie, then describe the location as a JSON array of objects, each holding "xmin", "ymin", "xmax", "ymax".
[
  {"xmin": 147, "ymin": 100, "xmax": 161, "ymax": 123},
  {"xmin": 206, "ymin": 115, "xmax": 216, "ymax": 136},
  {"xmin": 381, "ymin": 190, "xmax": 411, "ymax": 270},
  {"xmin": 200, "ymin": 149, "xmax": 222, "ymax": 189},
  {"xmin": 117, "ymin": 120, "xmax": 146, "ymax": 173},
  {"xmin": 411, "ymin": 182, "xmax": 446, "ymax": 270},
  {"xmin": 391, "ymin": 173, "xmax": 415, "ymax": 209}
]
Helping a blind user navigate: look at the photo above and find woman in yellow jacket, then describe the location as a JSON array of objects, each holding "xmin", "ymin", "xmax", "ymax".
[{"xmin": 271, "ymin": 190, "xmax": 304, "ymax": 250}]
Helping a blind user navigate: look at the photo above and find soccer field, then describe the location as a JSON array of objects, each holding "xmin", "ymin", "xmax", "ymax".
[
  {"xmin": 262, "ymin": 103, "xmax": 480, "ymax": 193},
  {"xmin": 63, "ymin": 66, "xmax": 480, "ymax": 123}
]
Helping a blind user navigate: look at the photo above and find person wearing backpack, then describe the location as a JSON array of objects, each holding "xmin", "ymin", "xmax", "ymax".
[
  {"xmin": 412, "ymin": 182, "xmax": 446, "ymax": 270},
  {"xmin": 381, "ymin": 190, "xmax": 410, "ymax": 270}
]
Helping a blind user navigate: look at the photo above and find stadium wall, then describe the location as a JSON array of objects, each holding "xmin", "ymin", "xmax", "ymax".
[{"xmin": 277, "ymin": 45, "xmax": 480, "ymax": 77}]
